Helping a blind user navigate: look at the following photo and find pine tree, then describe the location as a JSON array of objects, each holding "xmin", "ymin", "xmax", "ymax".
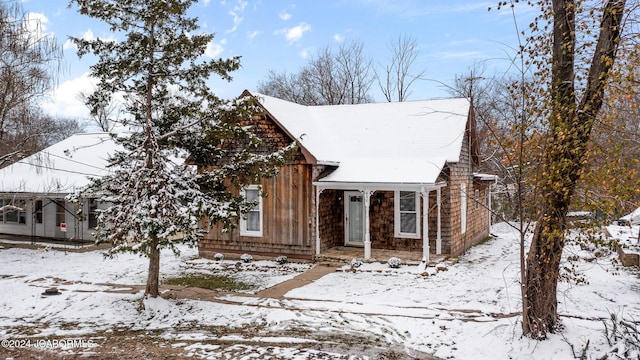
[{"xmin": 69, "ymin": 0, "xmax": 292, "ymax": 298}]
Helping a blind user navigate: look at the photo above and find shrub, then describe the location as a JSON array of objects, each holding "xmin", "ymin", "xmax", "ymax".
[
  {"xmin": 600, "ymin": 312, "xmax": 640, "ymax": 359},
  {"xmin": 213, "ymin": 253, "xmax": 224, "ymax": 261},
  {"xmin": 240, "ymin": 253, "xmax": 253, "ymax": 263},
  {"xmin": 350, "ymin": 258, "xmax": 363, "ymax": 269},
  {"xmin": 275, "ymin": 255, "xmax": 288, "ymax": 264},
  {"xmin": 387, "ymin": 257, "xmax": 402, "ymax": 269}
]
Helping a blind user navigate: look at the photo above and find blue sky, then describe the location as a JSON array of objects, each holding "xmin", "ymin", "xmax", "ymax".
[{"xmin": 19, "ymin": 0, "xmax": 534, "ymax": 121}]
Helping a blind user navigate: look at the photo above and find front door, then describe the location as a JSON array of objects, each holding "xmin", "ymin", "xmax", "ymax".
[{"xmin": 344, "ymin": 191, "xmax": 364, "ymax": 246}]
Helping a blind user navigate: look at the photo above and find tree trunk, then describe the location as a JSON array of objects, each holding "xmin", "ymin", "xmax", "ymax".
[
  {"xmin": 525, "ymin": 212, "xmax": 567, "ymax": 337},
  {"xmin": 523, "ymin": 0, "xmax": 625, "ymax": 339},
  {"xmin": 145, "ymin": 235, "xmax": 160, "ymax": 297}
]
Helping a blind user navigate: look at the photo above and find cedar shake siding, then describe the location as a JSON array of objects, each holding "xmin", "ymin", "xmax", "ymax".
[
  {"xmin": 441, "ymin": 115, "xmax": 492, "ymax": 257},
  {"xmin": 318, "ymin": 189, "xmax": 343, "ymax": 250}
]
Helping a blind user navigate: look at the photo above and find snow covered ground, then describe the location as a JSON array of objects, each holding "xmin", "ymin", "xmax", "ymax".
[
  {"xmin": 0, "ymin": 222, "xmax": 639, "ymax": 359},
  {"xmin": 607, "ymin": 223, "xmax": 640, "ymax": 251}
]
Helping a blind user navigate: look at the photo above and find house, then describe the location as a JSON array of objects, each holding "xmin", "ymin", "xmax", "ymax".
[
  {"xmin": 199, "ymin": 91, "xmax": 496, "ymax": 262},
  {"xmin": 0, "ymin": 133, "xmax": 115, "ymax": 241}
]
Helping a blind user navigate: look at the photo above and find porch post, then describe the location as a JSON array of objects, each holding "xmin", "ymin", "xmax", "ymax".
[
  {"xmin": 437, "ymin": 187, "xmax": 442, "ymax": 254},
  {"xmin": 363, "ymin": 189, "xmax": 372, "ymax": 260},
  {"xmin": 315, "ymin": 187, "xmax": 323, "ymax": 257},
  {"xmin": 421, "ymin": 188, "xmax": 430, "ymax": 263}
]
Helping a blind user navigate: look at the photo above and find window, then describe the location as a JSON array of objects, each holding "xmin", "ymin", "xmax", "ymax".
[
  {"xmin": 240, "ymin": 185, "xmax": 262, "ymax": 237},
  {"xmin": 4, "ymin": 199, "xmax": 26, "ymax": 224},
  {"xmin": 461, "ymin": 184, "xmax": 467, "ymax": 234},
  {"xmin": 88, "ymin": 198, "xmax": 98, "ymax": 229},
  {"xmin": 475, "ymin": 189, "xmax": 480, "ymax": 210},
  {"xmin": 56, "ymin": 200, "xmax": 65, "ymax": 227},
  {"xmin": 34, "ymin": 200, "xmax": 43, "ymax": 224},
  {"xmin": 394, "ymin": 191, "xmax": 420, "ymax": 238}
]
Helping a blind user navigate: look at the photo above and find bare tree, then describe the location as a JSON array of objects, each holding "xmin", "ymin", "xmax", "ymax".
[
  {"xmin": 378, "ymin": 35, "xmax": 426, "ymax": 102},
  {"xmin": 77, "ymin": 91, "xmax": 121, "ymax": 132},
  {"xmin": 258, "ymin": 40, "xmax": 374, "ymax": 105},
  {"xmin": 0, "ymin": 1, "xmax": 65, "ymax": 165}
]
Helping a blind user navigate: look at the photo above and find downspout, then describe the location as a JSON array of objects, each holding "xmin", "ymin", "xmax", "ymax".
[
  {"xmin": 437, "ymin": 187, "xmax": 442, "ymax": 254},
  {"xmin": 315, "ymin": 186, "xmax": 322, "ymax": 257}
]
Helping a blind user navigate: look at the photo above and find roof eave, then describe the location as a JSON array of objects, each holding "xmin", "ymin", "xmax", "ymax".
[{"xmin": 312, "ymin": 181, "xmax": 447, "ymax": 191}]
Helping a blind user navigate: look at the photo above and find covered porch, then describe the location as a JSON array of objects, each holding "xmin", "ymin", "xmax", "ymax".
[{"xmin": 313, "ymin": 181, "xmax": 446, "ymax": 263}]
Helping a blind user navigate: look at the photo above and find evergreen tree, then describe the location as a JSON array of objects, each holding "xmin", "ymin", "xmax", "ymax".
[{"xmin": 69, "ymin": 0, "xmax": 292, "ymax": 298}]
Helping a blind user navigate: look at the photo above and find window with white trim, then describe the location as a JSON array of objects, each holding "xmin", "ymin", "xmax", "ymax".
[
  {"xmin": 475, "ymin": 189, "xmax": 480, "ymax": 209},
  {"xmin": 4, "ymin": 199, "xmax": 26, "ymax": 224},
  {"xmin": 56, "ymin": 200, "xmax": 65, "ymax": 227},
  {"xmin": 88, "ymin": 198, "xmax": 98, "ymax": 229},
  {"xmin": 394, "ymin": 191, "xmax": 420, "ymax": 238},
  {"xmin": 240, "ymin": 185, "xmax": 263, "ymax": 237}
]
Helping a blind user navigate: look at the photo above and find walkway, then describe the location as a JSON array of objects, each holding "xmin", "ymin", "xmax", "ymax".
[{"xmin": 256, "ymin": 263, "xmax": 338, "ymax": 298}]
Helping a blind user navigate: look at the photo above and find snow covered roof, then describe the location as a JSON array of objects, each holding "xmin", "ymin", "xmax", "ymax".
[
  {"xmin": 620, "ymin": 207, "xmax": 640, "ymax": 225},
  {"xmin": 474, "ymin": 173, "xmax": 499, "ymax": 182},
  {"xmin": 250, "ymin": 91, "xmax": 472, "ymax": 185},
  {"xmin": 0, "ymin": 133, "xmax": 118, "ymax": 194}
]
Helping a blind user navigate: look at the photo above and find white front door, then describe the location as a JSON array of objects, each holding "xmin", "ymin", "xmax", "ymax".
[{"xmin": 344, "ymin": 191, "xmax": 364, "ymax": 246}]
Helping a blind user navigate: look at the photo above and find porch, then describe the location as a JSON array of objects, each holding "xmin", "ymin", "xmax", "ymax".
[{"xmin": 314, "ymin": 183, "xmax": 446, "ymax": 263}]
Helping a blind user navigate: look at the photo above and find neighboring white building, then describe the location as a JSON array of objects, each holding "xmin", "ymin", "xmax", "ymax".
[
  {"xmin": 0, "ymin": 133, "xmax": 116, "ymax": 241},
  {"xmin": 620, "ymin": 207, "xmax": 640, "ymax": 226}
]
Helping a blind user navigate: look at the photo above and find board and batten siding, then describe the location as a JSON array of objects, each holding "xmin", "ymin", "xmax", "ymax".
[{"xmin": 199, "ymin": 163, "xmax": 315, "ymax": 259}]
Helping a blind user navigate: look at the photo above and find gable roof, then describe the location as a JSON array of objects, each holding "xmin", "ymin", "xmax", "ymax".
[
  {"xmin": 0, "ymin": 133, "xmax": 117, "ymax": 194},
  {"xmin": 248, "ymin": 91, "xmax": 472, "ymax": 185}
]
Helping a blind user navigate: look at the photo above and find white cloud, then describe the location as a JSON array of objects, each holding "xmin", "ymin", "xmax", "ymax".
[
  {"xmin": 205, "ymin": 39, "xmax": 227, "ymax": 58},
  {"xmin": 63, "ymin": 39, "xmax": 75, "ymax": 50},
  {"xmin": 247, "ymin": 30, "xmax": 260, "ymax": 39},
  {"xmin": 64, "ymin": 29, "xmax": 117, "ymax": 50},
  {"xmin": 226, "ymin": 0, "xmax": 248, "ymax": 33},
  {"xmin": 41, "ymin": 72, "xmax": 97, "ymax": 120},
  {"xmin": 23, "ymin": 12, "xmax": 58, "ymax": 46},
  {"xmin": 64, "ymin": 29, "xmax": 93, "ymax": 50},
  {"xmin": 24, "ymin": 12, "xmax": 49, "ymax": 34},
  {"xmin": 279, "ymin": 10, "xmax": 291, "ymax": 21},
  {"xmin": 438, "ymin": 50, "xmax": 482, "ymax": 59},
  {"xmin": 227, "ymin": 12, "xmax": 243, "ymax": 33},
  {"xmin": 81, "ymin": 29, "xmax": 96, "ymax": 41},
  {"xmin": 299, "ymin": 47, "xmax": 313, "ymax": 59},
  {"xmin": 333, "ymin": 33, "xmax": 344, "ymax": 43},
  {"xmin": 276, "ymin": 22, "xmax": 311, "ymax": 44}
]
